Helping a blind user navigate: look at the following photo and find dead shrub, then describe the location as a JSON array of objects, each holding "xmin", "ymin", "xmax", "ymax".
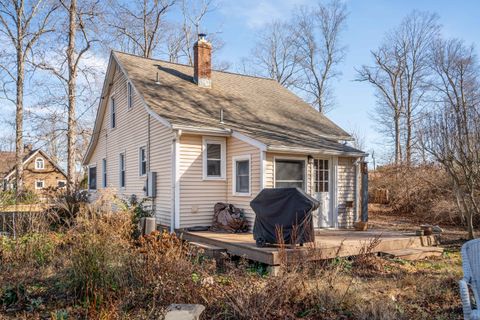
[{"xmin": 370, "ymin": 164, "xmax": 462, "ymax": 225}]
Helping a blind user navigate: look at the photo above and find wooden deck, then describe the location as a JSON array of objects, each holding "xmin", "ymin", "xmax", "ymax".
[{"xmin": 179, "ymin": 229, "xmax": 441, "ymax": 266}]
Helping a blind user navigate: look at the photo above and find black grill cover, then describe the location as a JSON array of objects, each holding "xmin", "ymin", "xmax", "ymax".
[{"xmin": 250, "ymin": 188, "xmax": 320, "ymax": 246}]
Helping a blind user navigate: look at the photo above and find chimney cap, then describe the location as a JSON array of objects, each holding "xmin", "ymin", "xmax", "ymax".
[{"xmin": 198, "ymin": 33, "xmax": 207, "ymax": 41}]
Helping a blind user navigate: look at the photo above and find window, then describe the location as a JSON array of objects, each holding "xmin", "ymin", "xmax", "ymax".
[
  {"xmin": 88, "ymin": 166, "xmax": 97, "ymax": 190},
  {"xmin": 314, "ymin": 159, "xmax": 329, "ymax": 193},
  {"xmin": 111, "ymin": 97, "xmax": 116, "ymax": 128},
  {"xmin": 35, "ymin": 157, "xmax": 44, "ymax": 170},
  {"xmin": 57, "ymin": 180, "xmax": 66, "ymax": 188},
  {"xmin": 232, "ymin": 155, "xmax": 250, "ymax": 195},
  {"xmin": 119, "ymin": 153, "xmax": 126, "ymax": 188},
  {"xmin": 35, "ymin": 180, "xmax": 45, "ymax": 190},
  {"xmin": 127, "ymin": 82, "xmax": 133, "ymax": 109},
  {"xmin": 102, "ymin": 158, "xmax": 107, "ymax": 188},
  {"xmin": 139, "ymin": 147, "xmax": 147, "ymax": 176},
  {"xmin": 202, "ymin": 138, "xmax": 226, "ymax": 179},
  {"xmin": 275, "ymin": 159, "xmax": 305, "ymax": 189}
]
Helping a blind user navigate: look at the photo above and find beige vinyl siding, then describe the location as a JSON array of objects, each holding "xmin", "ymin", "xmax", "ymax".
[
  {"xmin": 178, "ymin": 134, "xmax": 227, "ymax": 228},
  {"xmin": 149, "ymin": 119, "xmax": 173, "ymax": 226},
  {"xmin": 226, "ymin": 137, "xmax": 261, "ymax": 227},
  {"xmin": 88, "ymin": 62, "xmax": 173, "ymax": 225},
  {"xmin": 337, "ymin": 157, "xmax": 356, "ymax": 228}
]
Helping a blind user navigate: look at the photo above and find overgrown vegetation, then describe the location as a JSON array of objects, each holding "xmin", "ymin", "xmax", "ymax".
[{"xmin": 0, "ymin": 191, "xmax": 464, "ymax": 319}]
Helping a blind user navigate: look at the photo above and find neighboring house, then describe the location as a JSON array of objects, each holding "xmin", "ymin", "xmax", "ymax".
[
  {"xmin": 83, "ymin": 34, "xmax": 367, "ymax": 231},
  {"xmin": 1, "ymin": 145, "xmax": 68, "ymax": 193}
]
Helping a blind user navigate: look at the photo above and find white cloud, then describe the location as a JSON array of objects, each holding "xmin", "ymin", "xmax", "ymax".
[{"xmin": 221, "ymin": 0, "xmax": 310, "ymax": 29}]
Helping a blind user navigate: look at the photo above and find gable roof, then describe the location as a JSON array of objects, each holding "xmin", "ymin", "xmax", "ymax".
[
  {"xmin": 3, "ymin": 149, "xmax": 67, "ymax": 180},
  {"xmin": 84, "ymin": 51, "xmax": 365, "ymax": 163}
]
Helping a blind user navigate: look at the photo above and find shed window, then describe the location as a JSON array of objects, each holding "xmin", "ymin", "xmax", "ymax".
[
  {"xmin": 275, "ymin": 159, "xmax": 305, "ymax": 190},
  {"xmin": 233, "ymin": 155, "xmax": 250, "ymax": 195},
  {"xmin": 88, "ymin": 166, "xmax": 97, "ymax": 190},
  {"xmin": 119, "ymin": 153, "xmax": 126, "ymax": 188},
  {"xmin": 111, "ymin": 97, "xmax": 116, "ymax": 128},
  {"xmin": 139, "ymin": 147, "xmax": 147, "ymax": 176},
  {"xmin": 35, "ymin": 158, "xmax": 44, "ymax": 170}
]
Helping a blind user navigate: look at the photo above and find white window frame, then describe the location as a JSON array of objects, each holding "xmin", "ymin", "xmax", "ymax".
[
  {"xmin": 139, "ymin": 146, "xmax": 147, "ymax": 177},
  {"xmin": 35, "ymin": 157, "xmax": 44, "ymax": 170},
  {"xmin": 119, "ymin": 153, "xmax": 126, "ymax": 189},
  {"xmin": 232, "ymin": 154, "xmax": 251, "ymax": 196},
  {"xmin": 273, "ymin": 156, "xmax": 307, "ymax": 191},
  {"xmin": 88, "ymin": 164, "xmax": 97, "ymax": 191},
  {"xmin": 202, "ymin": 137, "xmax": 226, "ymax": 180},
  {"xmin": 57, "ymin": 180, "xmax": 67, "ymax": 189},
  {"xmin": 35, "ymin": 179, "xmax": 45, "ymax": 190},
  {"xmin": 102, "ymin": 158, "xmax": 107, "ymax": 188},
  {"xmin": 110, "ymin": 96, "xmax": 116, "ymax": 129},
  {"xmin": 127, "ymin": 82, "xmax": 133, "ymax": 109}
]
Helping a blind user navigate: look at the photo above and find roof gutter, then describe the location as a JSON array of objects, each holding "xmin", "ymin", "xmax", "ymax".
[{"xmin": 267, "ymin": 145, "xmax": 368, "ymax": 157}]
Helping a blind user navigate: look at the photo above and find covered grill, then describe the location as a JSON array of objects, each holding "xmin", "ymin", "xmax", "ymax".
[{"xmin": 250, "ymin": 188, "xmax": 320, "ymax": 247}]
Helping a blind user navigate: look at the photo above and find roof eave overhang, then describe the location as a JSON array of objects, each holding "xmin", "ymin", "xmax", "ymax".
[
  {"xmin": 172, "ymin": 124, "xmax": 231, "ymax": 136},
  {"xmin": 267, "ymin": 145, "xmax": 368, "ymax": 157}
]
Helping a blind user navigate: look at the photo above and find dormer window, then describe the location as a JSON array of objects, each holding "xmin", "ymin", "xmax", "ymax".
[{"xmin": 35, "ymin": 157, "xmax": 44, "ymax": 170}]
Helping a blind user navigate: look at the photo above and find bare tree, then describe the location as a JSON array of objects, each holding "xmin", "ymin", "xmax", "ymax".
[
  {"xmin": 293, "ymin": 0, "xmax": 347, "ymax": 113},
  {"xmin": 247, "ymin": 21, "xmax": 301, "ymax": 88},
  {"xmin": 357, "ymin": 11, "xmax": 439, "ymax": 165},
  {"xmin": 32, "ymin": 0, "xmax": 100, "ymax": 191},
  {"xmin": 357, "ymin": 45, "xmax": 405, "ymax": 164},
  {"xmin": 0, "ymin": 0, "xmax": 57, "ymax": 195},
  {"xmin": 420, "ymin": 38, "xmax": 480, "ymax": 239},
  {"xmin": 107, "ymin": 0, "xmax": 175, "ymax": 58}
]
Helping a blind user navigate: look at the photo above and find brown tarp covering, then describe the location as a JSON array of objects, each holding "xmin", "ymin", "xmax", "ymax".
[{"xmin": 210, "ymin": 202, "xmax": 249, "ymax": 233}]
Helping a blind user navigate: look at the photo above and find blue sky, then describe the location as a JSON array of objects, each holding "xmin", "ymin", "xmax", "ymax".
[
  {"xmin": 1, "ymin": 0, "xmax": 479, "ymax": 163},
  {"xmin": 195, "ymin": 0, "xmax": 480, "ymax": 162}
]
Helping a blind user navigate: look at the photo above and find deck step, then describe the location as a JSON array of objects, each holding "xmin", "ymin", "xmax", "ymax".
[
  {"xmin": 379, "ymin": 246, "xmax": 444, "ymax": 261},
  {"xmin": 189, "ymin": 241, "xmax": 227, "ymax": 259}
]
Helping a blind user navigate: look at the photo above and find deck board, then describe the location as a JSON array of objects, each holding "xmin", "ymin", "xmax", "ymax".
[{"xmin": 178, "ymin": 229, "xmax": 441, "ymax": 265}]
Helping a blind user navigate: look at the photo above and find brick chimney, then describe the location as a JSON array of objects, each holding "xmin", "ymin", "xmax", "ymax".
[{"xmin": 193, "ymin": 33, "xmax": 212, "ymax": 88}]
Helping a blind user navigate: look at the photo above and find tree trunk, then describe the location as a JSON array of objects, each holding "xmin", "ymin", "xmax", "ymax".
[
  {"xmin": 394, "ymin": 113, "xmax": 401, "ymax": 165},
  {"xmin": 15, "ymin": 41, "xmax": 24, "ymax": 197},
  {"xmin": 66, "ymin": 0, "xmax": 77, "ymax": 192},
  {"xmin": 406, "ymin": 109, "xmax": 412, "ymax": 166},
  {"xmin": 467, "ymin": 212, "xmax": 475, "ymax": 240}
]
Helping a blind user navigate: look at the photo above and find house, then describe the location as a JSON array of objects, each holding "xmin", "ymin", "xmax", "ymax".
[
  {"xmin": 83, "ymin": 34, "xmax": 367, "ymax": 231},
  {"xmin": 1, "ymin": 145, "xmax": 68, "ymax": 193}
]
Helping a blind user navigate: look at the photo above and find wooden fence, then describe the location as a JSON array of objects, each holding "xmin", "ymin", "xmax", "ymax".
[{"xmin": 0, "ymin": 204, "xmax": 51, "ymax": 238}]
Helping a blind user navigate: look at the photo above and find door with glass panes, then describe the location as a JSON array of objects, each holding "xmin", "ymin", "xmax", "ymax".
[{"xmin": 313, "ymin": 159, "xmax": 332, "ymax": 228}]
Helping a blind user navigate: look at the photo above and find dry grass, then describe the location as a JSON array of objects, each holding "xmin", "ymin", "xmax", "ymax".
[{"xmin": 0, "ymin": 191, "xmax": 465, "ymax": 319}]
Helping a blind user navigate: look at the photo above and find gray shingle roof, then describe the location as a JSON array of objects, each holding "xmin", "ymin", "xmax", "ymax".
[{"xmin": 114, "ymin": 51, "xmax": 365, "ymax": 156}]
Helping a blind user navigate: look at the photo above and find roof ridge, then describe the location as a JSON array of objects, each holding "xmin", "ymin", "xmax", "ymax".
[{"xmin": 112, "ymin": 50, "xmax": 276, "ymax": 82}]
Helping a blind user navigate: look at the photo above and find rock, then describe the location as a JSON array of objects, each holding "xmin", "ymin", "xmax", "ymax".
[{"xmin": 164, "ymin": 304, "xmax": 205, "ymax": 320}]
